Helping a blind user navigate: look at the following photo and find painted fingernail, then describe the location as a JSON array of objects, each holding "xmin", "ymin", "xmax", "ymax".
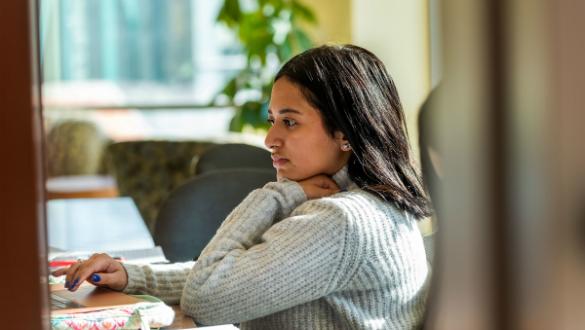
[{"xmin": 91, "ymin": 274, "xmax": 101, "ymax": 282}]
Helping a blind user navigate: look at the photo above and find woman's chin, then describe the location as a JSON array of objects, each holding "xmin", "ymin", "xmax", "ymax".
[
  {"xmin": 277, "ymin": 171, "xmax": 312, "ymax": 182},
  {"xmin": 276, "ymin": 170, "xmax": 294, "ymax": 182}
]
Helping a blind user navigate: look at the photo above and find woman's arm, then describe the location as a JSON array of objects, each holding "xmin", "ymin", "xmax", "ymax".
[
  {"xmin": 123, "ymin": 261, "xmax": 195, "ymax": 304},
  {"xmin": 122, "ymin": 179, "xmax": 307, "ymax": 305},
  {"xmin": 180, "ymin": 180, "xmax": 355, "ymax": 325}
]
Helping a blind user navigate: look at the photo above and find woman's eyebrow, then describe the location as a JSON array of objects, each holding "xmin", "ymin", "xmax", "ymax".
[{"xmin": 267, "ymin": 108, "xmax": 303, "ymax": 115}]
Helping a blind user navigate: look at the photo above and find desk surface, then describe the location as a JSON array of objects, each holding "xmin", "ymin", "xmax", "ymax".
[
  {"xmin": 47, "ymin": 197, "xmax": 154, "ymax": 252},
  {"xmin": 46, "ymin": 175, "xmax": 119, "ymax": 199},
  {"xmin": 47, "ymin": 198, "xmax": 236, "ymax": 329}
]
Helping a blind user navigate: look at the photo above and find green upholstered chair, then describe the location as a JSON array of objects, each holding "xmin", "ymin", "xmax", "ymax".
[
  {"xmin": 105, "ymin": 140, "xmax": 218, "ymax": 233},
  {"xmin": 193, "ymin": 143, "xmax": 275, "ymax": 176},
  {"xmin": 46, "ymin": 120, "xmax": 110, "ymax": 177}
]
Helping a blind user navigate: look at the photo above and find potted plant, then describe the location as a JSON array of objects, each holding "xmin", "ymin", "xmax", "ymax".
[{"xmin": 215, "ymin": 0, "xmax": 317, "ymax": 132}]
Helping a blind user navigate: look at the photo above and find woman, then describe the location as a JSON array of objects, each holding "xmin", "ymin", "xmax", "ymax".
[{"xmin": 54, "ymin": 44, "xmax": 433, "ymax": 329}]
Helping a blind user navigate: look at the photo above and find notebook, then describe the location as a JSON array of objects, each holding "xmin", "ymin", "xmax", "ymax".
[
  {"xmin": 50, "ymin": 283, "xmax": 146, "ymax": 315},
  {"xmin": 49, "ymin": 246, "xmax": 169, "ymax": 265}
]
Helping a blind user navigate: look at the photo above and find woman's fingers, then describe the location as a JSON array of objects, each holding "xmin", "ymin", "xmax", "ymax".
[
  {"xmin": 298, "ymin": 174, "xmax": 340, "ymax": 199},
  {"xmin": 315, "ymin": 176, "xmax": 338, "ymax": 189},
  {"xmin": 49, "ymin": 253, "xmax": 127, "ymax": 291},
  {"xmin": 51, "ymin": 267, "xmax": 68, "ymax": 277},
  {"xmin": 66, "ymin": 254, "xmax": 103, "ymax": 291},
  {"xmin": 65, "ymin": 254, "xmax": 127, "ymax": 292},
  {"xmin": 64, "ymin": 261, "xmax": 83, "ymax": 290},
  {"xmin": 87, "ymin": 272, "xmax": 105, "ymax": 286},
  {"xmin": 87, "ymin": 271, "xmax": 125, "ymax": 291},
  {"xmin": 315, "ymin": 186, "xmax": 341, "ymax": 198}
]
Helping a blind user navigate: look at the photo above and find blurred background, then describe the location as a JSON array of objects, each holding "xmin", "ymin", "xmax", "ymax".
[
  {"xmin": 39, "ymin": 0, "xmax": 435, "ymax": 232},
  {"xmin": 39, "ymin": 0, "xmax": 431, "ymax": 142},
  {"xmin": 32, "ymin": 0, "xmax": 585, "ymax": 329}
]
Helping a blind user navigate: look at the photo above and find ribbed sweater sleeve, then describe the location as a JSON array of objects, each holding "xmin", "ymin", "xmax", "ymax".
[
  {"xmin": 122, "ymin": 261, "xmax": 195, "ymax": 304},
  {"xmin": 121, "ymin": 179, "xmax": 304, "ymax": 305},
  {"xmin": 179, "ymin": 180, "xmax": 354, "ymax": 325}
]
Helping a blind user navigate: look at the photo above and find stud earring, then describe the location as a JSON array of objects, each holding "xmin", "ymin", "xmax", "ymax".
[{"xmin": 341, "ymin": 143, "xmax": 352, "ymax": 151}]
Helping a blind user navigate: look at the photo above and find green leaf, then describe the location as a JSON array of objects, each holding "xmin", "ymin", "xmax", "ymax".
[
  {"xmin": 237, "ymin": 101, "xmax": 271, "ymax": 130},
  {"xmin": 217, "ymin": 0, "xmax": 242, "ymax": 28},
  {"xmin": 241, "ymin": 101, "xmax": 261, "ymax": 124},
  {"xmin": 220, "ymin": 76, "xmax": 239, "ymax": 99},
  {"xmin": 278, "ymin": 32, "xmax": 294, "ymax": 61},
  {"xmin": 229, "ymin": 108, "xmax": 245, "ymax": 132},
  {"xmin": 291, "ymin": 0, "xmax": 317, "ymax": 24},
  {"xmin": 238, "ymin": 14, "xmax": 274, "ymax": 63},
  {"xmin": 225, "ymin": 0, "xmax": 242, "ymax": 22},
  {"xmin": 219, "ymin": 0, "xmax": 317, "ymax": 131},
  {"xmin": 261, "ymin": 82, "xmax": 274, "ymax": 99},
  {"xmin": 268, "ymin": 0, "xmax": 285, "ymax": 14},
  {"xmin": 293, "ymin": 28, "xmax": 313, "ymax": 51}
]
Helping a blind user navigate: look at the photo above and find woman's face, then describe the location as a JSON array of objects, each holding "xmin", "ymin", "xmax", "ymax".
[{"xmin": 265, "ymin": 77, "xmax": 350, "ymax": 181}]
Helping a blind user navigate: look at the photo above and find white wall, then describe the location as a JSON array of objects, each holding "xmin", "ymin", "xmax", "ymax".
[
  {"xmin": 306, "ymin": 0, "xmax": 352, "ymax": 44},
  {"xmin": 352, "ymin": 0, "xmax": 430, "ymax": 112},
  {"xmin": 351, "ymin": 0, "xmax": 431, "ymax": 156}
]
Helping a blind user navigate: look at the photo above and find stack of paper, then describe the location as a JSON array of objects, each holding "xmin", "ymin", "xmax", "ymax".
[{"xmin": 49, "ymin": 246, "xmax": 169, "ymax": 265}]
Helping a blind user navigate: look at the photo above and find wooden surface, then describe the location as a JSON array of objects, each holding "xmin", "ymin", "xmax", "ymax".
[
  {"xmin": 46, "ymin": 175, "xmax": 119, "ymax": 199},
  {"xmin": 164, "ymin": 305, "xmax": 196, "ymax": 329},
  {"xmin": 0, "ymin": 0, "xmax": 49, "ymax": 328}
]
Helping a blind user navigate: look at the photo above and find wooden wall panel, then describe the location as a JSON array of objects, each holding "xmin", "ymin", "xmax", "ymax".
[{"xmin": 0, "ymin": 0, "xmax": 49, "ymax": 328}]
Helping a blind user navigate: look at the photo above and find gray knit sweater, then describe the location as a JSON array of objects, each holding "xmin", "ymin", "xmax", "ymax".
[{"xmin": 123, "ymin": 167, "xmax": 430, "ymax": 329}]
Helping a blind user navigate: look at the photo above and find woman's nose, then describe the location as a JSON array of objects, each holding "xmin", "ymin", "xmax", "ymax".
[{"xmin": 264, "ymin": 126, "xmax": 282, "ymax": 151}]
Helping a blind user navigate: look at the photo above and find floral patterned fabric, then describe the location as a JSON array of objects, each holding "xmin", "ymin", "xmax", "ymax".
[
  {"xmin": 50, "ymin": 296, "xmax": 175, "ymax": 330},
  {"xmin": 46, "ymin": 120, "xmax": 111, "ymax": 177},
  {"xmin": 105, "ymin": 140, "xmax": 218, "ymax": 233}
]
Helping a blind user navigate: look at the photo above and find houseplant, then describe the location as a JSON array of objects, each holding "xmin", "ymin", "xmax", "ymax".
[{"xmin": 216, "ymin": 0, "xmax": 317, "ymax": 132}]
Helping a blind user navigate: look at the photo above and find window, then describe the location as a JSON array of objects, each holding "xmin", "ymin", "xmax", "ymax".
[
  {"xmin": 40, "ymin": 0, "xmax": 244, "ymax": 109},
  {"xmin": 40, "ymin": 0, "xmax": 250, "ymax": 141}
]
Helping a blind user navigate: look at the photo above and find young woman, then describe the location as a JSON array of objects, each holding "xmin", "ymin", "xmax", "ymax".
[{"xmin": 54, "ymin": 44, "xmax": 433, "ymax": 329}]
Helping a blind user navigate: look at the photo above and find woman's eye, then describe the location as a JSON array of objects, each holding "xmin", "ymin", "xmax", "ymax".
[
  {"xmin": 283, "ymin": 119, "xmax": 297, "ymax": 127},
  {"xmin": 267, "ymin": 118, "xmax": 275, "ymax": 126}
]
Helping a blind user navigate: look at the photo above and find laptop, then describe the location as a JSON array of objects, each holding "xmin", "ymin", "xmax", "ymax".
[{"xmin": 50, "ymin": 282, "xmax": 146, "ymax": 315}]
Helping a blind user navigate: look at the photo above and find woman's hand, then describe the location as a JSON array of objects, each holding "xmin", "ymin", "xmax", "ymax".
[
  {"xmin": 297, "ymin": 174, "xmax": 340, "ymax": 199},
  {"xmin": 51, "ymin": 253, "xmax": 128, "ymax": 292}
]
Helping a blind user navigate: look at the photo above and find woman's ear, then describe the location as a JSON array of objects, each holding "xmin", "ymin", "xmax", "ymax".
[{"xmin": 334, "ymin": 131, "xmax": 352, "ymax": 152}]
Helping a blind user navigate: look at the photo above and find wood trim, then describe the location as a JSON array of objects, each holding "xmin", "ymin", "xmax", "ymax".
[
  {"xmin": 46, "ymin": 188, "xmax": 119, "ymax": 200},
  {"xmin": 425, "ymin": 1, "xmax": 505, "ymax": 329},
  {"xmin": 427, "ymin": 0, "xmax": 585, "ymax": 329},
  {"xmin": 0, "ymin": 0, "xmax": 49, "ymax": 328},
  {"xmin": 551, "ymin": 0, "xmax": 585, "ymax": 327}
]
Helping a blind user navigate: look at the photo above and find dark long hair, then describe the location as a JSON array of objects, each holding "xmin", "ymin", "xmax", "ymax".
[{"xmin": 275, "ymin": 44, "xmax": 433, "ymax": 219}]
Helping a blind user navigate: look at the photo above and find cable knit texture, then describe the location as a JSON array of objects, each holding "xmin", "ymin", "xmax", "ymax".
[{"xmin": 123, "ymin": 167, "xmax": 430, "ymax": 329}]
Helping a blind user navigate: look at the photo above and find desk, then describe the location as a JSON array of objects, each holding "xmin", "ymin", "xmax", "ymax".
[
  {"xmin": 47, "ymin": 197, "xmax": 154, "ymax": 252},
  {"xmin": 46, "ymin": 175, "xmax": 119, "ymax": 200},
  {"xmin": 47, "ymin": 199, "xmax": 235, "ymax": 329}
]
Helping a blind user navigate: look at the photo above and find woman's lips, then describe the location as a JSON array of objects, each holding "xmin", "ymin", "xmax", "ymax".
[{"xmin": 271, "ymin": 156, "xmax": 289, "ymax": 168}]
